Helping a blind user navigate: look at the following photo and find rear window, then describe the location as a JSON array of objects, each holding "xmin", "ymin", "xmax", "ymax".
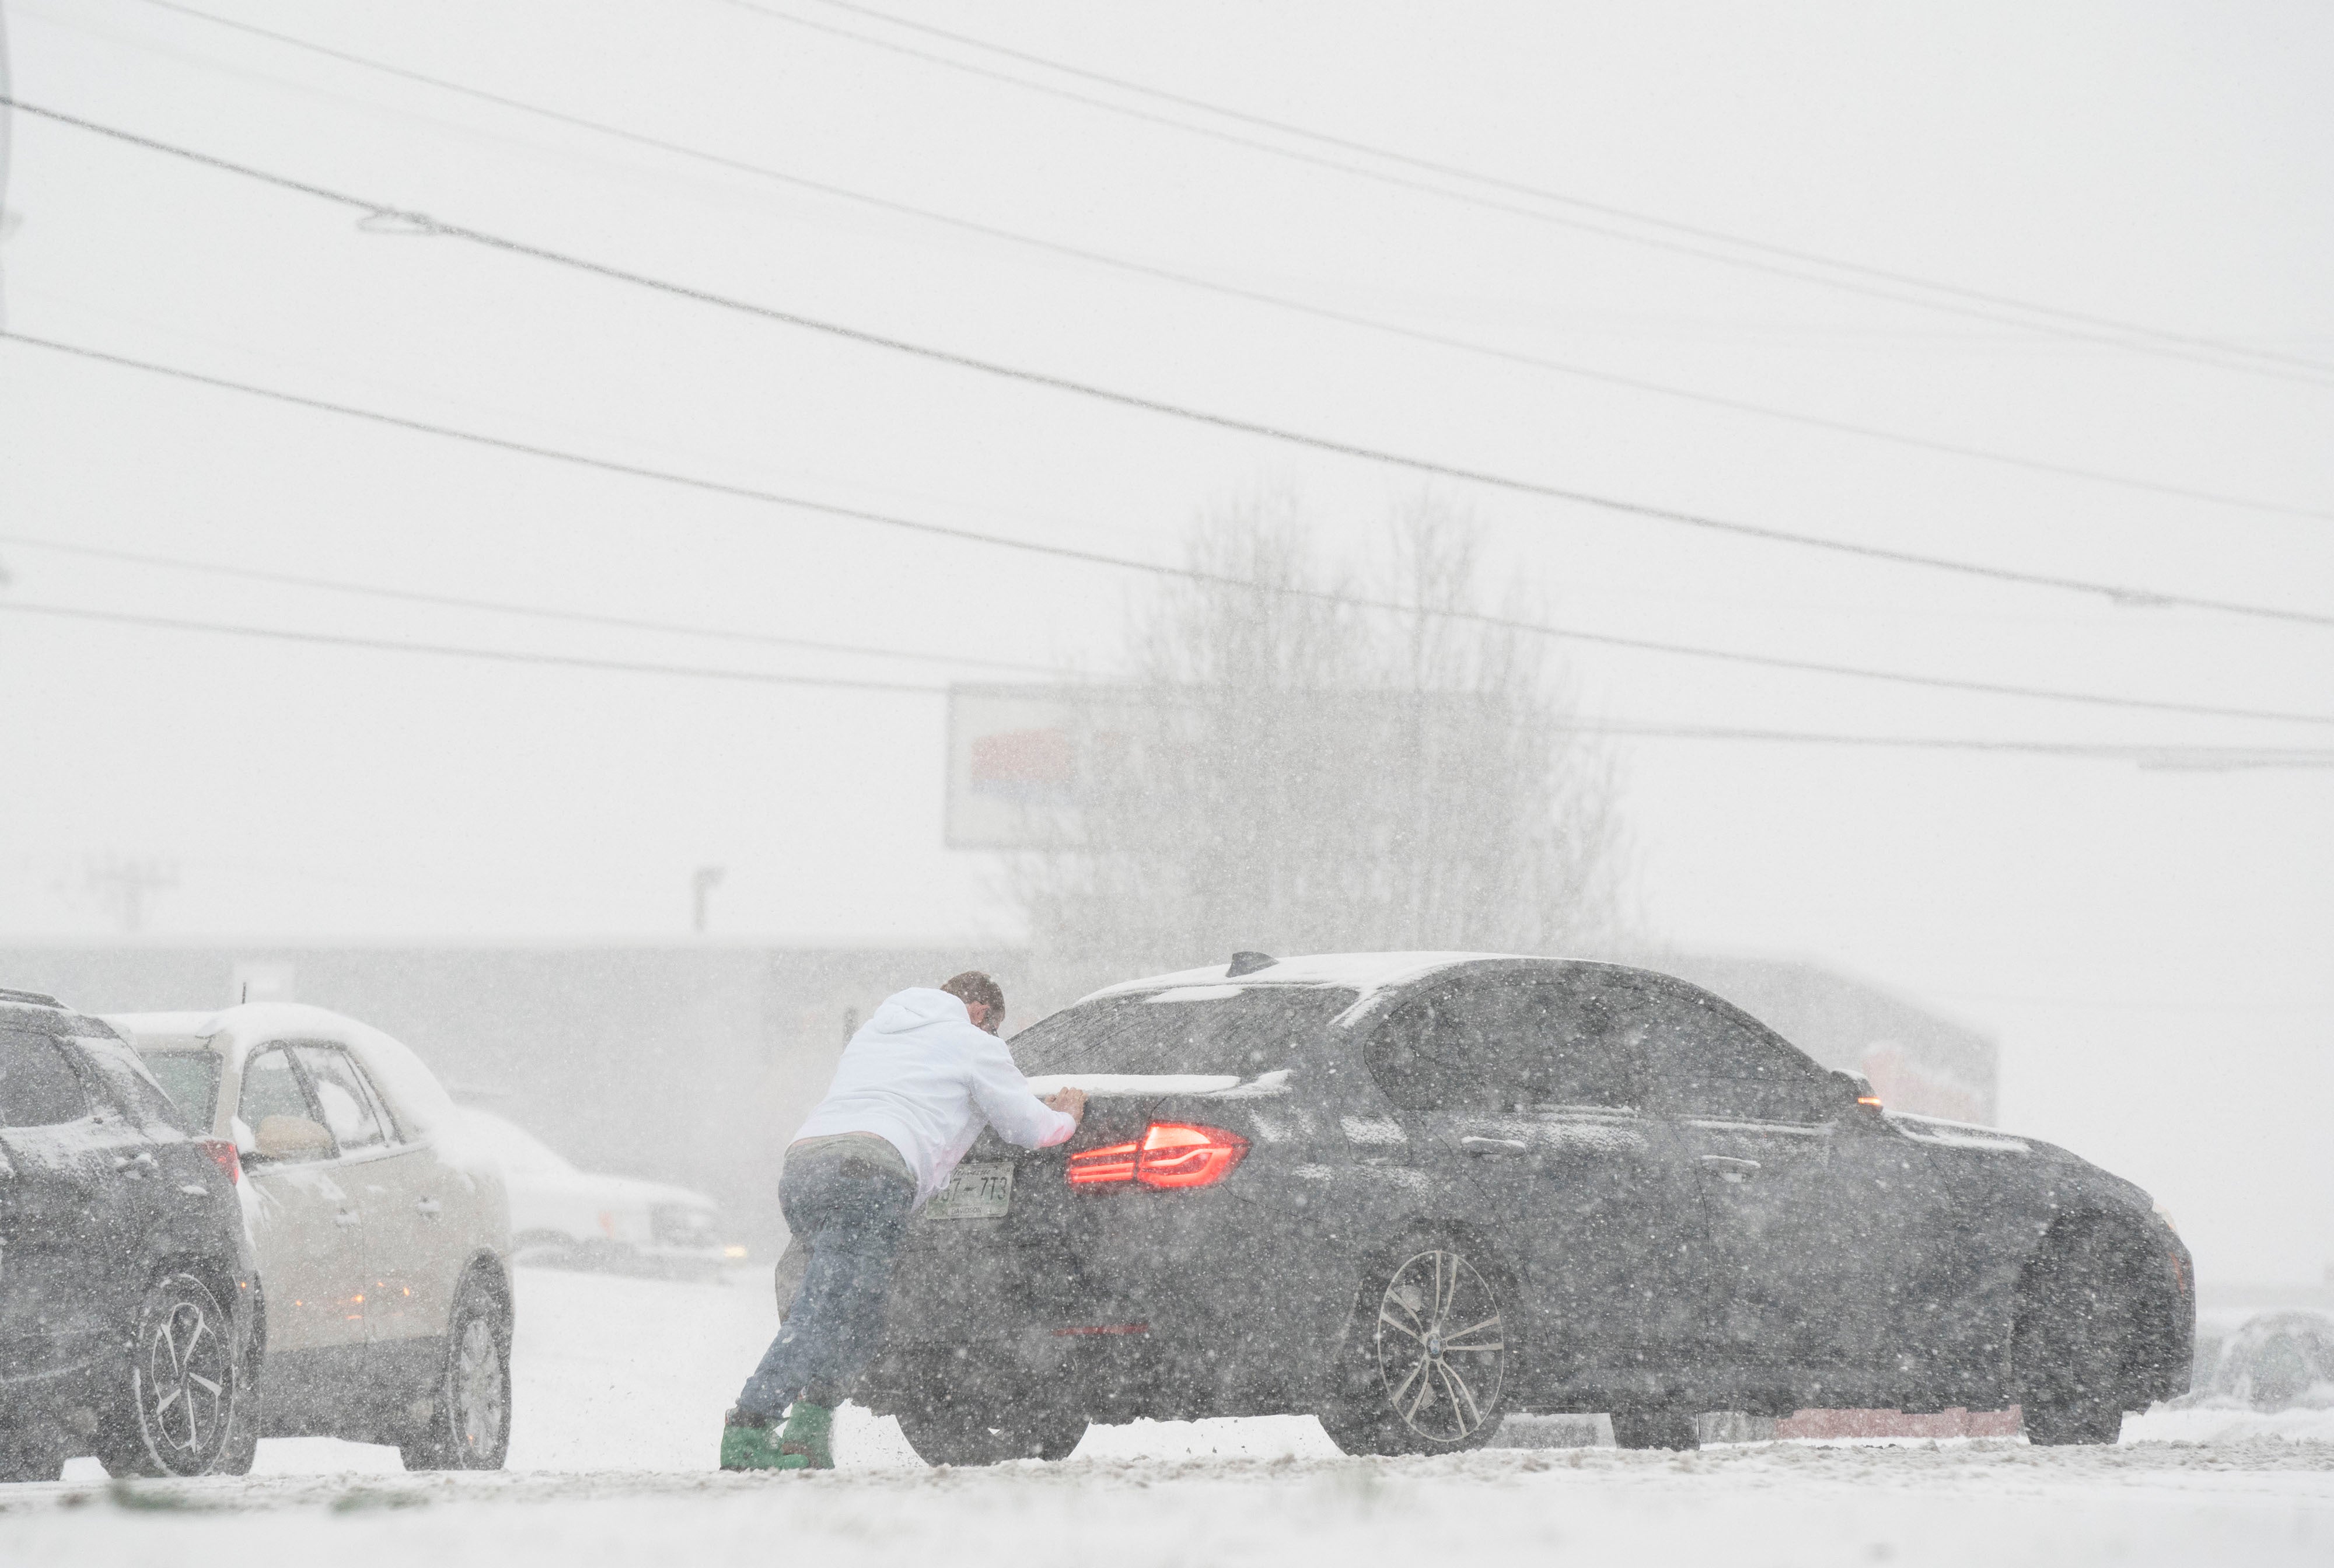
[
  {"xmin": 0, "ymin": 1028, "xmax": 92, "ymax": 1128},
  {"xmin": 1012, "ymin": 985, "xmax": 1358, "ymax": 1076},
  {"xmin": 142, "ymin": 1052, "xmax": 223, "ymax": 1128}
]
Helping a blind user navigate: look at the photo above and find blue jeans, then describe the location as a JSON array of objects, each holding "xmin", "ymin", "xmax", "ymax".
[{"xmin": 736, "ymin": 1139, "xmax": 917, "ymax": 1418}]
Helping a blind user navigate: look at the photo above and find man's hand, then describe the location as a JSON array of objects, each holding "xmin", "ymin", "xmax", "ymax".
[{"xmin": 1044, "ymin": 1087, "xmax": 1088, "ymax": 1126}]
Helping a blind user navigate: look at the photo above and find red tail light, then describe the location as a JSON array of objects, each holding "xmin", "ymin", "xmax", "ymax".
[
  {"xmin": 198, "ymin": 1138, "xmax": 242, "ymax": 1185},
  {"xmin": 1065, "ymin": 1122, "xmax": 1248, "ymax": 1189},
  {"xmin": 1066, "ymin": 1140, "xmax": 1140, "ymax": 1185}
]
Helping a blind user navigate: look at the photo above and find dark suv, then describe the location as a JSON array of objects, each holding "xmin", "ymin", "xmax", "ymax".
[
  {"xmin": 0, "ymin": 989, "xmax": 261, "ymax": 1481},
  {"xmin": 862, "ymin": 953, "xmax": 2192, "ymax": 1461}
]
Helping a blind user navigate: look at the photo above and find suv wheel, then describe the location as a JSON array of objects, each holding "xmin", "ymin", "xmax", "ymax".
[
  {"xmin": 1610, "ymin": 1409, "xmax": 1700, "ymax": 1450},
  {"xmin": 2015, "ymin": 1223, "xmax": 2141, "ymax": 1446},
  {"xmin": 400, "ymin": 1277, "xmax": 512, "ymax": 1471},
  {"xmin": 97, "ymin": 1272, "xmax": 243, "ymax": 1478},
  {"xmin": 1319, "ymin": 1239, "xmax": 1512, "ymax": 1456}
]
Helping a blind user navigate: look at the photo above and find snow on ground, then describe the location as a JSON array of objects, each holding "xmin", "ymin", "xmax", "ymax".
[{"xmin": 6, "ymin": 1266, "xmax": 2329, "ymax": 1568}]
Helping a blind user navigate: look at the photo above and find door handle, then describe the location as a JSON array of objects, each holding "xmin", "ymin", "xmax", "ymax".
[
  {"xmin": 413, "ymin": 1198, "xmax": 443, "ymax": 1218},
  {"xmin": 334, "ymin": 1209, "xmax": 362, "ymax": 1227},
  {"xmin": 1699, "ymin": 1154, "xmax": 1762, "ymax": 1184},
  {"xmin": 1459, "ymin": 1136, "xmax": 1530, "ymax": 1156}
]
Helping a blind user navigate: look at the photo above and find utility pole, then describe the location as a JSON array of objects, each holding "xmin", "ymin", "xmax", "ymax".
[{"xmin": 691, "ymin": 864, "xmax": 725, "ymax": 936}]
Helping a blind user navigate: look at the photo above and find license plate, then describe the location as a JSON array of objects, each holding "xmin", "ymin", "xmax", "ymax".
[{"xmin": 924, "ymin": 1161, "xmax": 1013, "ymax": 1220}]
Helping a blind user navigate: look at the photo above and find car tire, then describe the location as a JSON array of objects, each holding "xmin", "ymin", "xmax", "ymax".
[
  {"xmin": 1317, "ymin": 1237, "xmax": 1514, "ymax": 1457},
  {"xmin": 1610, "ymin": 1409, "xmax": 1700, "ymax": 1450},
  {"xmin": 96, "ymin": 1272, "xmax": 244, "ymax": 1478},
  {"xmin": 215, "ymin": 1364, "xmax": 262, "ymax": 1477},
  {"xmin": 398, "ymin": 1275, "xmax": 512, "ymax": 1471},
  {"xmin": 895, "ymin": 1401, "xmax": 1088, "ymax": 1465},
  {"xmin": 2013, "ymin": 1222, "xmax": 2144, "ymax": 1447}
]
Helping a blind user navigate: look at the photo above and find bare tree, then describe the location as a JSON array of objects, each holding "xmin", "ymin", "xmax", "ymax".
[{"xmin": 1016, "ymin": 496, "xmax": 1627, "ymax": 994}]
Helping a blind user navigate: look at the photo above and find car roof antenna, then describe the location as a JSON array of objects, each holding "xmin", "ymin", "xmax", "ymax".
[{"xmin": 1227, "ymin": 951, "xmax": 1278, "ymax": 978}]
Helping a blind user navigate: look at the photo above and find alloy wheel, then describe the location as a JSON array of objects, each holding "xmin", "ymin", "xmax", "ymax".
[
  {"xmin": 1371, "ymin": 1248, "xmax": 1507, "ymax": 1443},
  {"xmin": 452, "ymin": 1315, "xmax": 508, "ymax": 1455},
  {"xmin": 135, "ymin": 1280, "xmax": 233, "ymax": 1470}
]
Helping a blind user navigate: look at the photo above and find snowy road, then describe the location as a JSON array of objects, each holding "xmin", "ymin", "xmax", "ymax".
[{"xmin": 2, "ymin": 1267, "xmax": 2326, "ymax": 1567}]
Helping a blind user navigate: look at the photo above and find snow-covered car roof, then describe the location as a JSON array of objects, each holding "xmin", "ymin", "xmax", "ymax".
[
  {"xmin": 105, "ymin": 1003, "xmax": 460, "ymax": 1140},
  {"xmin": 449, "ymin": 1106, "xmax": 718, "ymax": 1212},
  {"xmin": 1078, "ymin": 951, "xmax": 1526, "ymax": 1007}
]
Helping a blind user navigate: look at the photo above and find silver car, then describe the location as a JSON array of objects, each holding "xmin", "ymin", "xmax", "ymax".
[
  {"xmin": 109, "ymin": 1004, "xmax": 515, "ymax": 1470},
  {"xmin": 450, "ymin": 1106, "xmax": 729, "ymax": 1279}
]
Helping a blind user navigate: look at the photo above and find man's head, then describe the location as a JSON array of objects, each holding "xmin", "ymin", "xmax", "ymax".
[{"xmin": 941, "ymin": 971, "xmax": 1005, "ymax": 1034}]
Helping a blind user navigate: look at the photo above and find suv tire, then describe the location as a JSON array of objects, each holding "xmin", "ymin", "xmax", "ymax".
[
  {"xmin": 96, "ymin": 1272, "xmax": 244, "ymax": 1478},
  {"xmin": 2015, "ymin": 1223, "xmax": 2142, "ymax": 1446},
  {"xmin": 399, "ymin": 1275, "xmax": 512, "ymax": 1471},
  {"xmin": 1610, "ymin": 1409, "xmax": 1700, "ymax": 1450}
]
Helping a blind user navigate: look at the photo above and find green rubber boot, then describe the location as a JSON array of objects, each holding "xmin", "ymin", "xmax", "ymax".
[
  {"xmin": 719, "ymin": 1408, "xmax": 803, "ymax": 1472},
  {"xmin": 777, "ymin": 1401, "xmax": 835, "ymax": 1471}
]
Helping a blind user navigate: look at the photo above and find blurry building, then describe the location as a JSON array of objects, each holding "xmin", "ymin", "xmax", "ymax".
[
  {"xmin": 0, "ymin": 943, "xmax": 1993, "ymax": 1254},
  {"xmin": 1648, "ymin": 953, "xmax": 1996, "ymax": 1125}
]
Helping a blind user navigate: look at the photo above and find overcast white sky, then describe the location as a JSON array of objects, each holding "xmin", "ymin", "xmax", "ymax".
[{"xmin": 1, "ymin": 1, "xmax": 2329, "ymax": 1283}]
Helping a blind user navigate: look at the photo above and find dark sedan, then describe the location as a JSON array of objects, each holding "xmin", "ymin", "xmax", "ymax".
[
  {"xmin": 861, "ymin": 953, "xmax": 2193, "ymax": 1461},
  {"xmin": 0, "ymin": 989, "xmax": 261, "ymax": 1481}
]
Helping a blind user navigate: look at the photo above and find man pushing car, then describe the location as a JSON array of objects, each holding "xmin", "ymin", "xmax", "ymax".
[{"xmin": 722, "ymin": 971, "xmax": 1085, "ymax": 1471}]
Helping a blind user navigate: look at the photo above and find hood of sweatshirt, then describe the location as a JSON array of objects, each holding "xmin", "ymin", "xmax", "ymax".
[{"xmin": 865, "ymin": 987, "xmax": 972, "ymax": 1037}]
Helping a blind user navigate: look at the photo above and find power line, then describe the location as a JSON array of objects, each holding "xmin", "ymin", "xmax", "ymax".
[
  {"xmin": 1563, "ymin": 720, "xmax": 2334, "ymax": 771},
  {"xmin": 10, "ymin": 97, "xmax": 2330, "ymax": 632},
  {"xmin": 0, "ymin": 598, "xmax": 944, "ymax": 694},
  {"xmin": 9, "ymin": 327, "xmax": 2334, "ymax": 732},
  {"xmin": 6, "ymin": 598, "xmax": 2328, "ymax": 770},
  {"xmin": 0, "ymin": 530, "xmax": 1063, "ymax": 676},
  {"xmin": 710, "ymin": 0, "xmax": 2334, "ymax": 389},
  {"xmin": 799, "ymin": 0, "xmax": 2334, "ymax": 383},
  {"xmin": 100, "ymin": 0, "xmax": 2331, "ymax": 525}
]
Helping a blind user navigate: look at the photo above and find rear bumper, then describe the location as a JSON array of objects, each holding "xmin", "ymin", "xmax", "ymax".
[
  {"xmin": 2133, "ymin": 1231, "xmax": 2197, "ymax": 1405},
  {"xmin": 863, "ymin": 1179, "xmax": 1356, "ymax": 1422}
]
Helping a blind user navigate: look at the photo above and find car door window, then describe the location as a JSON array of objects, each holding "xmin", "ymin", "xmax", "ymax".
[
  {"xmin": 294, "ymin": 1045, "xmax": 389, "ymax": 1153},
  {"xmin": 1637, "ymin": 985, "xmax": 1834, "ymax": 1122},
  {"xmin": 1366, "ymin": 982, "xmax": 1538, "ymax": 1113},
  {"xmin": 239, "ymin": 1045, "xmax": 331, "ymax": 1161},
  {"xmin": 346, "ymin": 1055, "xmax": 403, "ymax": 1143},
  {"xmin": 0, "ymin": 1029, "xmax": 91, "ymax": 1127},
  {"xmin": 1517, "ymin": 975, "xmax": 1646, "ymax": 1109}
]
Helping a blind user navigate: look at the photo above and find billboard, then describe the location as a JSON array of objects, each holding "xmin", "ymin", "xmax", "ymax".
[{"xmin": 945, "ymin": 685, "xmax": 1091, "ymax": 850}]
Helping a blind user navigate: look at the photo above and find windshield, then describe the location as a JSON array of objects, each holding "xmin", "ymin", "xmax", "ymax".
[
  {"xmin": 1012, "ymin": 985, "xmax": 1358, "ymax": 1076},
  {"xmin": 139, "ymin": 1051, "xmax": 222, "ymax": 1129}
]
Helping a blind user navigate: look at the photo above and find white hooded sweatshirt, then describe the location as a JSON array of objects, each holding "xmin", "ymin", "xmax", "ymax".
[{"xmin": 791, "ymin": 987, "xmax": 1075, "ymax": 1203}]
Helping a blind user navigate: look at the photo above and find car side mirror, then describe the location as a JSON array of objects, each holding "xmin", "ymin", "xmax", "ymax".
[
  {"xmin": 1829, "ymin": 1069, "xmax": 1884, "ymax": 1118},
  {"xmin": 253, "ymin": 1114, "xmax": 334, "ymax": 1161}
]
